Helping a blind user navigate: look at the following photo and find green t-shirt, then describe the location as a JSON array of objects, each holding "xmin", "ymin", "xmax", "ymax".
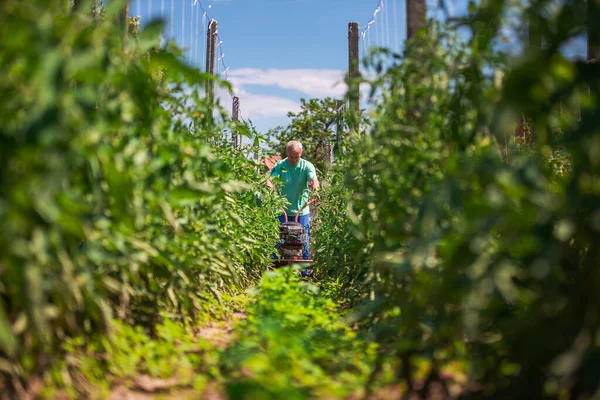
[{"xmin": 270, "ymin": 158, "xmax": 317, "ymax": 216}]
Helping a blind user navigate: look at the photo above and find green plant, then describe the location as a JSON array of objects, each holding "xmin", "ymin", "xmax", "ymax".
[
  {"xmin": 0, "ymin": 0, "xmax": 280, "ymax": 393},
  {"xmin": 222, "ymin": 268, "xmax": 376, "ymax": 399},
  {"xmin": 40, "ymin": 316, "xmax": 218, "ymax": 399},
  {"xmin": 316, "ymin": 3, "xmax": 600, "ymax": 398},
  {"xmin": 312, "ymin": 173, "xmax": 371, "ymax": 303},
  {"xmin": 268, "ymin": 98, "xmax": 347, "ymax": 173}
]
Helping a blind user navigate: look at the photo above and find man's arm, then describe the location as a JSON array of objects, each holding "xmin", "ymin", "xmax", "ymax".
[
  {"xmin": 307, "ymin": 177, "xmax": 320, "ymax": 207},
  {"xmin": 307, "ymin": 162, "xmax": 319, "ymax": 194},
  {"xmin": 307, "ymin": 162, "xmax": 320, "ymax": 205}
]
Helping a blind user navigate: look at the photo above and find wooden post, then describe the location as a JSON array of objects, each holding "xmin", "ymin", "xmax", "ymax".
[
  {"xmin": 334, "ymin": 99, "xmax": 345, "ymax": 163},
  {"xmin": 348, "ymin": 22, "xmax": 360, "ymax": 137},
  {"xmin": 70, "ymin": 0, "xmax": 102, "ymax": 19},
  {"xmin": 588, "ymin": 0, "xmax": 600, "ymax": 62},
  {"xmin": 205, "ymin": 19, "xmax": 218, "ymax": 104},
  {"xmin": 232, "ymin": 96, "xmax": 240, "ymax": 149},
  {"xmin": 522, "ymin": 14, "xmax": 542, "ymax": 144},
  {"xmin": 123, "ymin": 0, "xmax": 130, "ymax": 44},
  {"xmin": 90, "ymin": 0, "xmax": 101, "ymax": 20},
  {"xmin": 325, "ymin": 143, "xmax": 334, "ymax": 167},
  {"xmin": 406, "ymin": 0, "xmax": 426, "ymax": 41}
]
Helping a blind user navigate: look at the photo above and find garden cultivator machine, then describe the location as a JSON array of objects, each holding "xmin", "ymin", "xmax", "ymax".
[{"xmin": 273, "ymin": 203, "xmax": 314, "ymax": 273}]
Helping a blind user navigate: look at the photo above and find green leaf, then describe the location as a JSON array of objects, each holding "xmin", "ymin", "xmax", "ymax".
[{"xmin": 170, "ymin": 184, "xmax": 214, "ymax": 204}]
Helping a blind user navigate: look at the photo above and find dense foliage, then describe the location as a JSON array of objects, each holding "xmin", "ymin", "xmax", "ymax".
[
  {"xmin": 3, "ymin": 0, "xmax": 600, "ymax": 399},
  {"xmin": 314, "ymin": 1, "xmax": 600, "ymax": 398},
  {"xmin": 0, "ymin": 0, "xmax": 280, "ymax": 393},
  {"xmin": 222, "ymin": 268, "xmax": 375, "ymax": 400},
  {"xmin": 268, "ymin": 98, "xmax": 347, "ymax": 173},
  {"xmin": 40, "ymin": 269, "xmax": 378, "ymax": 399}
]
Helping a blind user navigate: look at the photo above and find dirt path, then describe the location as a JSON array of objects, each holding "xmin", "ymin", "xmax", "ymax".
[
  {"xmin": 106, "ymin": 312, "xmax": 247, "ymax": 400},
  {"xmin": 195, "ymin": 312, "xmax": 247, "ymax": 349}
]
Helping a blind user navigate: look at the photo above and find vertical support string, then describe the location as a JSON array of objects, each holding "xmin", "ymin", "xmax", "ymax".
[
  {"xmin": 190, "ymin": 3, "xmax": 194, "ymax": 64},
  {"xmin": 400, "ymin": 0, "xmax": 406, "ymax": 49},
  {"xmin": 361, "ymin": 33, "xmax": 366, "ymax": 61},
  {"xmin": 380, "ymin": 6, "xmax": 385, "ymax": 47},
  {"xmin": 202, "ymin": 12, "xmax": 208, "ymax": 71},
  {"xmin": 393, "ymin": 0, "xmax": 399, "ymax": 52},
  {"xmin": 358, "ymin": 25, "xmax": 365, "ymax": 61},
  {"xmin": 159, "ymin": 0, "xmax": 165, "ymax": 46},
  {"xmin": 195, "ymin": 3, "xmax": 200, "ymax": 68},
  {"xmin": 375, "ymin": 11, "xmax": 380, "ymax": 47},
  {"xmin": 181, "ymin": 0, "xmax": 185, "ymax": 53},
  {"xmin": 385, "ymin": 0, "xmax": 391, "ymax": 49},
  {"xmin": 216, "ymin": 41, "xmax": 221, "ymax": 106},
  {"xmin": 170, "ymin": 0, "xmax": 174, "ymax": 38},
  {"xmin": 382, "ymin": 0, "xmax": 385, "ymax": 47},
  {"xmin": 382, "ymin": 0, "xmax": 387, "ymax": 48},
  {"xmin": 189, "ymin": 0, "xmax": 194, "ymax": 63}
]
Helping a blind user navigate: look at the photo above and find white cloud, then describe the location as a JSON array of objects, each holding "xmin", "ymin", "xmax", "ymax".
[
  {"xmin": 228, "ymin": 68, "xmax": 347, "ymax": 98},
  {"xmin": 233, "ymin": 89, "xmax": 302, "ymax": 119}
]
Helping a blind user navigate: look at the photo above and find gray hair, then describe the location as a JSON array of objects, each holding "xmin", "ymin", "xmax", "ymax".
[{"xmin": 286, "ymin": 140, "xmax": 303, "ymax": 152}]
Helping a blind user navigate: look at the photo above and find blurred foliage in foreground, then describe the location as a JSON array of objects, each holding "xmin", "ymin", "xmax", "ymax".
[
  {"xmin": 315, "ymin": 0, "xmax": 600, "ymax": 398},
  {"xmin": 222, "ymin": 268, "xmax": 376, "ymax": 400},
  {"xmin": 0, "ymin": 0, "xmax": 281, "ymax": 394},
  {"xmin": 2, "ymin": 0, "xmax": 600, "ymax": 399}
]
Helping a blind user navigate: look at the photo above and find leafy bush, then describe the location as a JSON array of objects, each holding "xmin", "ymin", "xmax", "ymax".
[
  {"xmin": 0, "ymin": 0, "xmax": 280, "ymax": 392},
  {"xmin": 268, "ymin": 98, "xmax": 346, "ymax": 174},
  {"xmin": 222, "ymin": 268, "xmax": 376, "ymax": 399},
  {"xmin": 312, "ymin": 173, "xmax": 371, "ymax": 302},
  {"xmin": 40, "ymin": 316, "xmax": 218, "ymax": 399},
  {"xmin": 316, "ymin": 3, "xmax": 600, "ymax": 398}
]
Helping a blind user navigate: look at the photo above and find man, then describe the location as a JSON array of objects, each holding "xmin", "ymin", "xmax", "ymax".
[{"xmin": 268, "ymin": 140, "xmax": 320, "ymax": 262}]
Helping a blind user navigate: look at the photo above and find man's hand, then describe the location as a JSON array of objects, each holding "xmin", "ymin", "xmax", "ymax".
[
  {"xmin": 309, "ymin": 192, "xmax": 321, "ymax": 205},
  {"xmin": 308, "ymin": 178, "xmax": 320, "ymax": 206}
]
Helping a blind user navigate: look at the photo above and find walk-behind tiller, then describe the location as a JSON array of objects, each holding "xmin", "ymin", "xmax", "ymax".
[{"xmin": 273, "ymin": 202, "xmax": 315, "ymax": 274}]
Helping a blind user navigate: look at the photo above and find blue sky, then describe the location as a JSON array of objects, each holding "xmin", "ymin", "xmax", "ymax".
[
  {"xmin": 130, "ymin": 0, "xmax": 432, "ymax": 133},
  {"xmin": 130, "ymin": 0, "xmax": 587, "ymax": 134}
]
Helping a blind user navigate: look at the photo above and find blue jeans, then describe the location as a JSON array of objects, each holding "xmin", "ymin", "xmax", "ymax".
[{"xmin": 277, "ymin": 213, "xmax": 311, "ymax": 260}]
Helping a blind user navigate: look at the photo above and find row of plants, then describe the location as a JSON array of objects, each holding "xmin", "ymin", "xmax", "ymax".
[
  {"xmin": 41, "ymin": 315, "xmax": 219, "ymax": 398},
  {"xmin": 40, "ymin": 288, "xmax": 251, "ymax": 399},
  {"xmin": 40, "ymin": 267, "xmax": 379, "ymax": 400},
  {"xmin": 221, "ymin": 267, "xmax": 376, "ymax": 399},
  {"xmin": 3, "ymin": 0, "xmax": 599, "ymax": 399},
  {"xmin": 0, "ymin": 0, "xmax": 282, "ymax": 395},
  {"xmin": 314, "ymin": 1, "xmax": 599, "ymax": 398}
]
